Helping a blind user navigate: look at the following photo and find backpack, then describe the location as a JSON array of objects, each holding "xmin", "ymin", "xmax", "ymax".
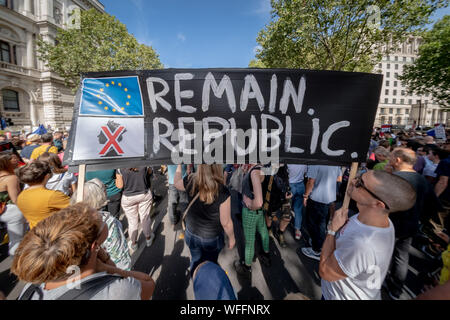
[{"xmin": 19, "ymin": 274, "xmax": 123, "ymax": 300}]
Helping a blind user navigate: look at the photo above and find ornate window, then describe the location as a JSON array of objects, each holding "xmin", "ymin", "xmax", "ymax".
[
  {"xmin": 0, "ymin": 0, "xmax": 13, "ymax": 9},
  {"xmin": 0, "ymin": 41, "xmax": 10, "ymax": 63},
  {"xmin": 2, "ymin": 89, "xmax": 19, "ymax": 111}
]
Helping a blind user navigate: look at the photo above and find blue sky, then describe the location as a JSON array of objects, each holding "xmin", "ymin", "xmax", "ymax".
[
  {"xmin": 101, "ymin": 0, "xmax": 449, "ymax": 68},
  {"xmin": 101, "ymin": 0, "xmax": 272, "ymax": 68}
]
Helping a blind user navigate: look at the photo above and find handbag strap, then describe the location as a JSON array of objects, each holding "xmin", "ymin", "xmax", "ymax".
[
  {"xmin": 263, "ymin": 175, "xmax": 274, "ymax": 212},
  {"xmin": 182, "ymin": 193, "xmax": 200, "ymax": 231}
]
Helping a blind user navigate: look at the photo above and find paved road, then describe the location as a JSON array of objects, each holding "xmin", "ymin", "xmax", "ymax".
[{"xmin": 0, "ymin": 170, "xmax": 439, "ymax": 300}]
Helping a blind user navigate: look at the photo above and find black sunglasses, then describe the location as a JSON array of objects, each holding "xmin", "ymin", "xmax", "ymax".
[{"xmin": 355, "ymin": 175, "xmax": 390, "ymax": 210}]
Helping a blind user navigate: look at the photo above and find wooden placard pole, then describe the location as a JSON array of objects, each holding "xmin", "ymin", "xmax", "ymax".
[
  {"xmin": 341, "ymin": 162, "xmax": 359, "ymax": 212},
  {"xmin": 76, "ymin": 164, "xmax": 86, "ymax": 203}
]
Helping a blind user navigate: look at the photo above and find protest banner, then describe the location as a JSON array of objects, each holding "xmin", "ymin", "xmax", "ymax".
[
  {"xmin": 64, "ymin": 68, "xmax": 382, "ymax": 172},
  {"xmin": 435, "ymin": 124, "xmax": 446, "ymax": 141},
  {"xmin": 381, "ymin": 124, "xmax": 392, "ymax": 133}
]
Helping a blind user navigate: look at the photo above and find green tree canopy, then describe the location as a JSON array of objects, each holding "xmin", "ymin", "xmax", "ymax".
[
  {"xmin": 38, "ymin": 9, "xmax": 163, "ymax": 89},
  {"xmin": 253, "ymin": 0, "xmax": 445, "ymax": 72},
  {"xmin": 400, "ymin": 15, "xmax": 450, "ymax": 109}
]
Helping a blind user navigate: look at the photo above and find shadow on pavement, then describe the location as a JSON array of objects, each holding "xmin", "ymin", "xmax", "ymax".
[
  {"xmin": 152, "ymin": 240, "xmax": 190, "ymax": 300},
  {"xmin": 133, "ymin": 226, "xmax": 166, "ymax": 276},
  {"xmin": 259, "ymin": 237, "xmax": 301, "ymax": 299}
]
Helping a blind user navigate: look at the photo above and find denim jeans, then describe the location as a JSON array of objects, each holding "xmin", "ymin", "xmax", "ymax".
[
  {"xmin": 388, "ymin": 236, "xmax": 413, "ymax": 293},
  {"xmin": 168, "ymin": 184, "xmax": 188, "ymax": 224},
  {"xmin": 184, "ymin": 228, "xmax": 225, "ymax": 276},
  {"xmin": 290, "ymin": 182, "xmax": 305, "ymax": 231},
  {"xmin": 305, "ymin": 199, "xmax": 330, "ymax": 252}
]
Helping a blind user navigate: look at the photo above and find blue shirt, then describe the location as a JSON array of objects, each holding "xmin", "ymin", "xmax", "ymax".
[
  {"xmin": 167, "ymin": 165, "xmax": 187, "ymax": 185},
  {"xmin": 20, "ymin": 144, "xmax": 39, "ymax": 159},
  {"xmin": 307, "ymin": 165, "xmax": 342, "ymax": 204},
  {"xmin": 287, "ymin": 164, "xmax": 307, "ymax": 184}
]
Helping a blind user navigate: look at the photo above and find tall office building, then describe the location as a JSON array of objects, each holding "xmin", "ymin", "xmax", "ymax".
[{"xmin": 374, "ymin": 35, "xmax": 447, "ymax": 128}]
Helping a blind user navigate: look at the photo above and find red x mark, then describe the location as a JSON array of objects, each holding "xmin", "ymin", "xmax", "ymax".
[{"xmin": 99, "ymin": 126, "xmax": 125, "ymax": 155}]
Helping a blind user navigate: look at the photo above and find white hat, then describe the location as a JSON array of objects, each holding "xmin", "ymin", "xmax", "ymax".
[{"xmin": 27, "ymin": 134, "xmax": 41, "ymax": 142}]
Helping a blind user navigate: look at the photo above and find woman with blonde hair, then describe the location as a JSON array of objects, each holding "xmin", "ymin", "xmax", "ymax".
[
  {"xmin": 174, "ymin": 164, "xmax": 235, "ymax": 275},
  {"xmin": 71, "ymin": 179, "xmax": 131, "ymax": 270},
  {"xmin": 12, "ymin": 203, "xmax": 155, "ymax": 300}
]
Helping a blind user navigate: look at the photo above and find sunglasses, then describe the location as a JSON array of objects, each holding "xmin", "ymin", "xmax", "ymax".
[{"xmin": 354, "ymin": 175, "xmax": 390, "ymax": 210}]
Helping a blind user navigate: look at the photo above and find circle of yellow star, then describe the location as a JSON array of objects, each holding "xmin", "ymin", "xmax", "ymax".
[
  {"xmin": 104, "ymin": 107, "xmax": 108, "ymax": 110},
  {"xmin": 111, "ymin": 81, "xmax": 115, "ymax": 85},
  {"xmin": 100, "ymin": 88, "xmax": 104, "ymax": 92},
  {"xmin": 113, "ymin": 109, "xmax": 116, "ymax": 112},
  {"xmin": 127, "ymin": 95, "xmax": 131, "ymax": 99},
  {"xmin": 126, "ymin": 102, "xmax": 130, "ymax": 106},
  {"xmin": 106, "ymin": 83, "xmax": 109, "ymax": 87},
  {"xmin": 118, "ymin": 83, "xmax": 122, "ymax": 87},
  {"xmin": 124, "ymin": 88, "xmax": 128, "ymax": 92},
  {"xmin": 121, "ymin": 107, "xmax": 124, "ymax": 110},
  {"xmin": 96, "ymin": 94, "xmax": 100, "ymax": 97},
  {"xmin": 98, "ymin": 101, "xmax": 103, "ymax": 105}
]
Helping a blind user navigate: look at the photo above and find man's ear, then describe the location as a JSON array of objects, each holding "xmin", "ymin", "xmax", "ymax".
[{"xmin": 375, "ymin": 200, "xmax": 388, "ymax": 211}]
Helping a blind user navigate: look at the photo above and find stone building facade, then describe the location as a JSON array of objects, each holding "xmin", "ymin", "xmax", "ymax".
[
  {"xmin": 0, "ymin": 0, "xmax": 105, "ymax": 132},
  {"xmin": 373, "ymin": 36, "xmax": 447, "ymax": 128}
]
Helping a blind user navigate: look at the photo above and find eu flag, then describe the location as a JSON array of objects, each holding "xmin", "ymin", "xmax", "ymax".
[{"xmin": 79, "ymin": 76, "xmax": 144, "ymax": 116}]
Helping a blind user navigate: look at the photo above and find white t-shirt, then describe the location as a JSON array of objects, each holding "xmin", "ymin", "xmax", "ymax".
[
  {"xmin": 306, "ymin": 165, "xmax": 342, "ymax": 204},
  {"xmin": 46, "ymin": 172, "xmax": 77, "ymax": 196},
  {"xmin": 321, "ymin": 214, "xmax": 395, "ymax": 300},
  {"xmin": 423, "ymin": 157, "xmax": 438, "ymax": 178},
  {"xmin": 21, "ymin": 272, "xmax": 141, "ymax": 300}
]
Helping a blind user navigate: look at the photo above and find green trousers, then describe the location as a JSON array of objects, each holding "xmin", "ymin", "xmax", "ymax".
[{"xmin": 242, "ymin": 207, "xmax": 270, "ymax": 266}]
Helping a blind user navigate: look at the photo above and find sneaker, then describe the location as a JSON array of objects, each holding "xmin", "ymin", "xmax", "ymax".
[
  {"xmin": 128, "ymin": 240, "xmax": 138, "ymax": 254},
  {"xmin": 259, "ymin": 252, "xmax": 271, "ymax": 267},
  {"xmin": 421, "ymin": 244, "xmax": 440, "ymax": 259},
  {"xmin": 278, "ymin": 233, "xmax": 287, "ymax": 248},
  {"xmin": 295, "ymin": 229, "xmax": 302, "ymax": 240},
  {"xmin": 301, "ymin": 247, "xmax": 321, "ymax": 261},
  {"xmin": 146, "ymin": 233, "xmax": 156, "ymax": 247},
  {"xmin": 383, "ymin": 279, "xmax": 401, "ymax": 300},
  {"xmin": 234, "ymin": 260, "xmax": 251, "ymax": 279}
]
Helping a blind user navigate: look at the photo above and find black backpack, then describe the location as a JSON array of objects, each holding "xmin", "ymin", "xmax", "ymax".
[{"xmin": 19, "ymin": 274, "xmax": 122, "ymax": 300}]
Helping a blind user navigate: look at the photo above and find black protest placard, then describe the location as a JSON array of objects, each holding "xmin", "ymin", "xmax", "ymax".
[{"xmin": 64, "ymin": 68, "xmax": 382, "ymax": 171}]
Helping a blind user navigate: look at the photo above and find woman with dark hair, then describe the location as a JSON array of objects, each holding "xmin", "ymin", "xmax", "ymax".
[
  {"xmin": 0, "ymin": 152, "xmax": 25, "ymax": 256},
  {"xmin": 16, "ymin": 160, "xmax": 70, "ymax": 229},
  {"xmin": 174, "ymin": 164, "xmax": 235, "ymax": 275},
  {"xmin": 116, "ymin": 167, "xmax": 154, "ymax": 253},
  {"xmin": 38, "ymin": 152, "xmax": 77, "ymax": 196},
  {"xmin": 12, "ymin": 203, "xmax": 155, "ymax": 300}
]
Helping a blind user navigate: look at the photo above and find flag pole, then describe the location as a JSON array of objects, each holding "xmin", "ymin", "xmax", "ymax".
[
  {"xmin": 342, "ymin": 162, "xmax": 359, "ymax": 212},
  {"xmin": 76, "ymin": 164, "xmax": 86, "ymax": 203}
]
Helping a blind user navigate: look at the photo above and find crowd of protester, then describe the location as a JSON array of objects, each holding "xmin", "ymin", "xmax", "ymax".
[{"xmin": 0, "ymin": 126, "xmax": 449, "ymax": 300}]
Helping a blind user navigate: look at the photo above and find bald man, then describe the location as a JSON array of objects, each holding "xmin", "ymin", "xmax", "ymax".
[
  {"xmin": 384, "ymin": 148, "xmax": 437, "ymax": 299},
  {"xmin": 319, "ymin": 170, "xmax": 416, "ymax": 300}
]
